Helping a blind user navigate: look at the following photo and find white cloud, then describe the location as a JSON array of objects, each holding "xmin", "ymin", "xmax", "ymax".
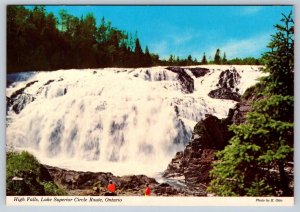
[
  {"xmin": 207, "ymin": 33, "xmax": 271, "ymax": 59},
  {"xmin": 173, "ymin": 34, "xmax": 194, "ymax": 45},
  {"xmin": 149, "ymin": 30, "xmax": 203, "ymax": 59},
  {"xmin": 241, "ymin": 6, "xmax": 263, "ymax": 15},
  {"xmin": 149, "ymin": 41, "xmax": 169, "ymax": 59}
]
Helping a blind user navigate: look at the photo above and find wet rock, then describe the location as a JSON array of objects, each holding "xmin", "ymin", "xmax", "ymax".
[
  {"xmin": 208, "ymin": 68, "xmax": 241, "ymax": 101},
  {"xmin": 43, "ymin": 165, "xmax": 159, "ymax": 196},
  {"xmin": 11, "ymin": 94, "xmax": 35, "ymax": 114},
  {"xmin": 7, "ymin": 80, "xmax": 38, "ymax": 114},
  {"xmin": 153, "ymin": 182, "xmax": 206, "ymax": 196},
  {"xmin": 228, "ymin": 102, "xmax": 251, "ymax": 124},
  {"xmin": 44, "ymin": 79, "xmax": 55, "ymax": 86},
  {"xmin": 208, "ymin": 87, "xmax": 241, "ymax": 101},
  {"xmin": 166, "ymin": 67, "xmax": 194, "ymax": 93},
  {"xmin": 42, "ymin": 164, "xmax": 206, "ymax": 196},
  {"xmin": 189, "ymin": 67, "xmax": 210, "ymax": 78}
]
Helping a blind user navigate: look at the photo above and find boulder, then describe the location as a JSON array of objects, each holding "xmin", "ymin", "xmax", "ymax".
[
  {"xmin": 189, "ymin": 67, "xmax": 210, "ymax": 78},
  {"xmin": 166, "ymin": 67, "xmax": 194, "ymax": 93},
  {"xmin": 208, "ymin": 68, "xmax": 242, "ymax": 101},
  {"xmin": 208, "ymin": 87, "xmax": 241, "ymax": 101}
]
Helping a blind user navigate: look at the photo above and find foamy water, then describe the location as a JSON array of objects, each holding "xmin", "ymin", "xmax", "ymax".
[{"xmin": 6, "ymin": 65, "xmax": 265, "ymax": 176}]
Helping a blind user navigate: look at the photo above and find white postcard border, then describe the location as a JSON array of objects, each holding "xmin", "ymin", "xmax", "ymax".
[{"xmin": 6, "ymin": 196, "xmax": 294, "ymax": 206}]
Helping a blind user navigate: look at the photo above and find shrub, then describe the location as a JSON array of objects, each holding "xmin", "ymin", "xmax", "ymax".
[
  {"xmin": 6, "ymin": 151, "xmax": 67, "ymax": 196},
  {"xmin": 41, "ymin": 182, "xmax": 67, "ymax": 196}
]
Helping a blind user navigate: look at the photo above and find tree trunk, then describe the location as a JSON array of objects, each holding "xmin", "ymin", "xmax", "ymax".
[{"xmin": 278, "ymin": 161, "xmax": 290, "ymax": 196}]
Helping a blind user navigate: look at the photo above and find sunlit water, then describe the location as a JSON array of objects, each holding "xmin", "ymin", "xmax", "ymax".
[{"xmin": 6, "ymin": 65, "xmax": 265, "ymax": 177}]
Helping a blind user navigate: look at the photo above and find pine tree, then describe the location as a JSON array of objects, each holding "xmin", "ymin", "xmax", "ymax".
[
  {"xmin": 214, "ymin": 48, "xmax": 221, "ymax": 64},
  {"xmin": 201, "ymin": 52, "xmax": 208, "ymax": 65},
  {"xmin": 144, "ymin": 46, "xmax": 152, "ymax": 66},
  {"xmin": 222, "ymin": 52, "xmax": 227, "ymax": 64},
  {"xmin": 132, "ymin": 38, "xmax": 144, "ymax": 67},
  {"xmin": 187, "ymin": 54, "xmax": 193, "ymax": 65},
  {"xmin": 134, "ymin": 38, "xmax": 143, "ymax": 56},
  {"xmin": 208, "ymin": 12, "xmax": 294, "ymax": 196},
  {"xmin": 168, "ymin": 54, "xmax": 174, "ymax": 64}
]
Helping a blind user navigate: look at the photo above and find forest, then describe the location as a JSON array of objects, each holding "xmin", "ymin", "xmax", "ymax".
[{"xmin": 7, "ymin": 6, "xmax": 262, "ymax": 73}]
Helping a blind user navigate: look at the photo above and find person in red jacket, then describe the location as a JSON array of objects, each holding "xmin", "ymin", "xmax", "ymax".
[
  {"xmin": 144, "ymin": 183, "xmax": 151, "ymax": 196},
  {"xmin": 106, "ymin": 180, "xmax": 116, "ymax": 196}
]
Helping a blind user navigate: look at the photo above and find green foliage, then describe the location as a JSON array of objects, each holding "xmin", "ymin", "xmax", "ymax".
[
  {"xmin": 208, "ymin": 12, "xmax": 294, "ymax": 196},
  {"xmin": 245, "ymin": 179, "xmax": 272, "ymax": 196},
  {"xmin": 262, "ymin": 13, "xmax": 294, "ymax": 96},
  {"xmin": 7, "ymin": 151, "xmax": 40, "ymax": 180},
  {"xmin": 227, "ymin": 57, "xmax": 262, "ymax": 65},
  {"xmin": 161, "ymin": 54, "xmax": 200, "ymax": 66},
  {"xmin": 6, "ymin": 151, "xmax": 67, "ymax": 196},
  {"xmin": 6, "ymin": 151, "xmax": 44, "ymax": 195},
  {"xmin": 42, "ymin": 182, "xmax": 68, "ymax": 196}
]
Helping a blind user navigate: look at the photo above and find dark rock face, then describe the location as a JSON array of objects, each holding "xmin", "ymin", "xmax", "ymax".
[
  {"xmin": 208, "ymin": 88, "xmax": 241, "ymax": 101},
  {"xmin": 45, "ymin": 165, "xmax": 118, "ymax": 190},
  {"xmin": 228, "ymin": 84, "xmax": 260, "ymax": 125},
  {"xmin": 44, "ymin": 79, "xmax": 55, "ymax": 86},
  {"xmin": 153, "ymin": 182, "xmax": 205, "ymax": 196},
  {"xmin": 189, "ymin": 67, "xmax": 210, "ymax": 78},
  {"xmin": 208, "ymin": 68, "xmax": 241, "ymax": 101},
  {"xmin": 228, "ymin": 102, "xmax": 251, "ymax": 124},
  {"xmin": 163, "ymin": 115, "xmax": 233, "ymax": 190},
  {"xmin": 8, "ymin": 94, "xmax": 36, "ymax": 114},
  {"xmin": 166, "ymin": 67, "xmax": 194, "ymax": 93},
  {"xmin": 43, "ymin": 165, "xmax": 204, "ymax": 196},
  {"xmin": 7, "ymin": 80, "xmax": 38, "ymax": 114}
]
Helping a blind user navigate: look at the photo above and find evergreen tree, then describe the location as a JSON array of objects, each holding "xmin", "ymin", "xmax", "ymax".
[
  {"xmin": 193, "ymin": 58, "xmax": 198, "ymax": 64},
  {"xmin": 133, "ymin": 37, "xmax": 144, "ymax": 67},
  {"xmin": 208, "ymin": 12, "xmax": 294, "ymax": 196},
  {"xmin": 134, "ymin": 37, "xmax": 143, "ymax": 55},
  {"xmin": 176, "ymin": 56, "xmax": 180, "ymax": 65},
  {"xmin": 201, "ymin": 52, "xmax": 208, "ymax": 65},
  {"xmin": 187, "ymin": 54, "xmax": 193, "ymax": 65},
  {"xmin": 222, "ymin": 52, "xmax": 227, "ymax": 64},
  {"xmin": 168, "ymin": 54, "xmax": 174, "ymax": 64},
  {"xmin": 214, "ymin": 48, "xmax": 221, "ymax": 64}
]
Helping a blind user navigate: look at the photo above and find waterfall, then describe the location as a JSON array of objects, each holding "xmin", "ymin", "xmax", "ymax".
[{"xmin": 6, "ymin": 65, "xmax": 265, "ymax": 176}]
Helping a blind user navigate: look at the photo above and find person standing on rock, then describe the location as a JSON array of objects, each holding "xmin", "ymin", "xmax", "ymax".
[
  {"xmin": 144, "ymin": 183, "xmax": 151, "ymax": 196},
  {"xmin": 105, "ymin": 180, "xmax": 117, "ymax": 196}
]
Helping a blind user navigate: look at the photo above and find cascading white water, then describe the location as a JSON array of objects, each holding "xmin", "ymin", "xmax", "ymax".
[{"xmin": 6, "ymin": 65, "xmax": 265, "ymax": 176}]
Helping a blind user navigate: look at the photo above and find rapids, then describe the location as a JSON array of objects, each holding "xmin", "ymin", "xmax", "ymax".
[{"xmin": 6, "ymin": 65, "xmax": 265, "ymax": 176}]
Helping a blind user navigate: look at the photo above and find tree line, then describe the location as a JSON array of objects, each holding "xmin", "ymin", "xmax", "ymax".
[
  {"xmin": 7, "ymin": 6, "xmax": 154, "ymax": 73},
  {"xmin": 7, "ymin": 6, "xmax": 262, "ymax": 73}
]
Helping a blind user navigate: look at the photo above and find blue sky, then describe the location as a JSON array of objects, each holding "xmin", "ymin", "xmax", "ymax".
[{"xmin": 43, "ymin": 5, "xmax": 293, "ymax": 60}]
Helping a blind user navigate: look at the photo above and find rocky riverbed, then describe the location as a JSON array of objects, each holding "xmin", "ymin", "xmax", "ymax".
[{"xmin": 42, "ymin": 164, "xmax": 206, "ymax": 196}]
